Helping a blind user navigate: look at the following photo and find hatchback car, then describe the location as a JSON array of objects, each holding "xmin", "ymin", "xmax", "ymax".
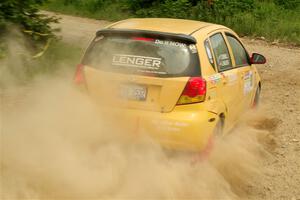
[{"xmin": 74, "ymin": 18, "xmax": 266, "ymax": 152}]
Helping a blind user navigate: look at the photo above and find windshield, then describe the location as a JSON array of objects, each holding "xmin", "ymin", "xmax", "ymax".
[{"xmin": 83, "ymin": 35, "xmax": 200, "ymax": 77}]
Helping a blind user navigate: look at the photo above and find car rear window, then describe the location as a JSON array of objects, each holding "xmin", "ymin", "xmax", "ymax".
[{"xmin": 82, "ymin": 35, "xmax": 200, "ymax": 77}]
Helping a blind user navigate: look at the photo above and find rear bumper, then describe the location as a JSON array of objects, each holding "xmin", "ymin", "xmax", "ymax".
[{"xmin": 104, "ymin": 104, "xmax": 218, "ymax": 152}]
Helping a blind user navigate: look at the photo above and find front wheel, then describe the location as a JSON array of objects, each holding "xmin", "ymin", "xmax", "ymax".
[{"xmin": 253, "ymin": 86, "xmax": 261, "ymax": 108}]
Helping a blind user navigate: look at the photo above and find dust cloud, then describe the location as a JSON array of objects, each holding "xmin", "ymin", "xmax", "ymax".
[
  {"xmin": 1, "ymin": 32, "xmax": 271, "ymax": 200},
  {"xmin": 0, "ymin": 76, "xmax": 271, "ymax": 200}
]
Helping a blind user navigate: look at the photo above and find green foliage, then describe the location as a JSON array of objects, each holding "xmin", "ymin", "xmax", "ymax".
[
  {"xmin": 0, "ymin": 0, "xmax": 58, "ymax": 41},
  {"xmin": 0, "ymin": 40, "xmax": 82, "ymax": 86},
  {"xmin": 274, "ymin": 0, "xmax": 300, "ymax": 9},
  {"xmin": 122, "ymin": 0, "xmax": 158, "ymax": 12},
  {"xmin": 131, "ymin": 0, "xmax": 193, "ymax": 18},
  {"xmin": 24, "ymin": 41, "xmax": 82, "ymax": 78},
  {"xmin": 158, "ymin": 0, "xmax": 193, "ymax": 18},
  {"xmin": 44, "ymin": 0, "xmax": 300, "ymax": 45},
  {"xmin": 61, "ymin": 0, "xmax": 105, "ymax": 13},
  {"xmin": 208, "ymin": 0, "xmax": 254, "ymax": 22},
  {"xmin": 125, "ymin": 0, "xmax": 254, "ymax": 19},
  {"xmin": 217, "ymin": 2, "xmax": 300, "ymax": 44},
  {"xmin": 44, "ymin": 0, "xmax": 129, "ymax": 20}
]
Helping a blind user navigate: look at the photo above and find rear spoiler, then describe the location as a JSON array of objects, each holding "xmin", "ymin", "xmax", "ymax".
[{"xmin": 96, "ymin": 28, "xmax": 197, "ymax": 44}]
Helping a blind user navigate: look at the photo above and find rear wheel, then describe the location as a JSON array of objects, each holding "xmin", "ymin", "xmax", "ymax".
[
  {"xmin": 213, "ymin": 119, "xmax": 224, "ymax": 137},
  {"xmin": 197, "ymin": 118, "xmax": 223, "ymax": 160}
]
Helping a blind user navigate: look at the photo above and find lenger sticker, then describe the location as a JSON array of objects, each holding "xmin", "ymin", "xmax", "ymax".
[{"xmin": 112, "ymin": 54, "xmax": 162, "ymax": 70}]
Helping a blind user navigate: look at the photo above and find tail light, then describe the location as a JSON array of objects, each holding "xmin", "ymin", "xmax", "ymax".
[
  {"xmin": 74, "ymin": 64, "xmax": 85, "ymax": 84},
  {"xmin": 177, "ymin": 77, "xmax": 206, "ymax": 105}
]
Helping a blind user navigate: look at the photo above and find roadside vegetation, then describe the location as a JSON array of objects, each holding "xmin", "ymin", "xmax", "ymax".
[
  {"xmin": 43, "ymin": 0, "xmax": 300, "ymax": 45},
  {"xmin": 0, "ymin": 0, "xmax": 82, "ymax": 84},
  {"xmin": 1, "ymin": 0, "xmax": 299, "ymax": 83},
  {"xmin": 0, "ymin": 35, "xmax": 82, "ymax": 87},
  {"xmin": 0, "ymin": 0, "xmax": 58, "ymax": 48}
]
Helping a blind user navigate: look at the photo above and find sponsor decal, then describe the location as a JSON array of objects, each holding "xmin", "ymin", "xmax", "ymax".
[
  {"xmin": 136, "ymin": 69, "xmax": 167, "ymax": 75},
  {"xmin": 227, "ymin": 73, "xmax": 237, "ymax": 85},
  {"xmin": 189, "ymin": 44, "xmax": 198, "ymax": 53},
  {"xmin": 209, "ymin": 90, "xmax": 217, "ymax": 99},
  {"xmin": 151, "ymin": 119, "xmax": 188, "ymax": 132},
  {"xmin": 155, "ymin": 39, "xmax": 187, "ymax": 48},
  {"xmin": 112, "ymin": 54, "xmax": 162, "ymax": 70},
  {"xmin": 208, "ymin": 74, "xmax": 221, "ymax": 84},
  {"xmin": 218, "ymin": 54, "xmax": 230, "ymax": 68},
  {"xmin": 244, "ymin": 71, "xmax": 253, "ymax": 94}
]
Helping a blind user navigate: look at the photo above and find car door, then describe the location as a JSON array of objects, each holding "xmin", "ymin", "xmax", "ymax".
[
  {"xmin": 225, "ymin": 33, "xmax": 255, "ymax": 111},
  {"xmin": 209, "ymin": 32, "xmax": 242, "ymax": 126}
]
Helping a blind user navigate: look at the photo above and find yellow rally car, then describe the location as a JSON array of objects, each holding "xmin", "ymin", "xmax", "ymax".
[{"xmin": 74, "ymin": 18, "xmax": 266, "ymax": 152}]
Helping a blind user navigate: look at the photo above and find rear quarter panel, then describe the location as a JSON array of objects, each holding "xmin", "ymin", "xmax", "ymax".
[{"xmin": 192, "ymin": 27, "xmax": 229, "ymax": 120}]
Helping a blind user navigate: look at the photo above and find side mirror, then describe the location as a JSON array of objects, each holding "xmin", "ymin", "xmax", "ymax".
[{"xmin": 250, "ymin": 53, "xmax": 266, "ymax": 64}]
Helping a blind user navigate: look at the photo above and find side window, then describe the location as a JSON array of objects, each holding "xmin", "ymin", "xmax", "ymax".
[
  {"xmin": 210, "ymin": 33, "xmax": 232, "ymax": 72},
  {"xmin": 226, "ymin": 34, "xmax": 250, "ymax": 67},
  {"xmin": 204, "ymin": 39, "xmax": 215, "ymax": 70}
]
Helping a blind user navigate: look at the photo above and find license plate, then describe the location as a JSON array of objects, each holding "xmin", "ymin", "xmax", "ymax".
[{"xmin": 119, "ymin": 84, "xmax": 147, "ymax": 101}]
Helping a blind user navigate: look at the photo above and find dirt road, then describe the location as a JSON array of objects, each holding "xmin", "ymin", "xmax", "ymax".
[
  {"xmin": 243, "ymin": 41, "xmax": 300, "ymax": 199},
  {"xmin": 2, "ymin": 12, "xmax": 300, "ymax": 199}
]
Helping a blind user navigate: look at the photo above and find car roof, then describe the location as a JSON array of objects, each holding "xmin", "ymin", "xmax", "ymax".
[{"xmin": 107, "ymin": 18, "xmax": 218, "ymax": 35}]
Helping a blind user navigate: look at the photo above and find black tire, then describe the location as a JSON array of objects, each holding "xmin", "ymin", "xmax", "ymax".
[
  {"xmin": 253, "ymin": 86, "xmax": 261, "ymax": 108},
  {"xmin": 213, "ymin": 119, "xmax": 224, "ymax": 137}
]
